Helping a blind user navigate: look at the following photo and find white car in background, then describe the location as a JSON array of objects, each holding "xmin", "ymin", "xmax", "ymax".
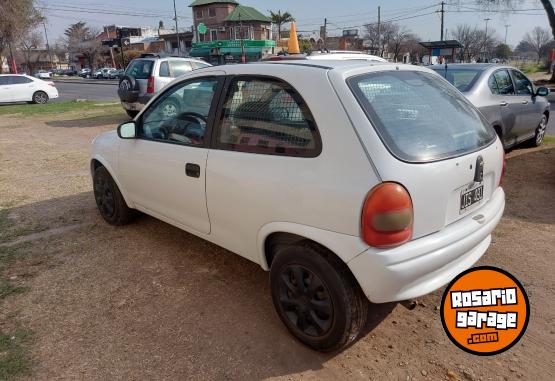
[
  {"xmin": 34, "ymin": 70, "xmax": 52, "ymax": 79},
  {"xmin": 0, "ymin": 74, "xmax": 59, "ymax": 104},
  {"xmin": 90, "ymin": 61, "xmax": 505, "ymax": 352}
]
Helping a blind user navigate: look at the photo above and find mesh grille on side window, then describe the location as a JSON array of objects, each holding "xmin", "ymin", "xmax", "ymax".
[{"xmin": 217, "ymin": 78, "xmax": 321, "ymax": 157}]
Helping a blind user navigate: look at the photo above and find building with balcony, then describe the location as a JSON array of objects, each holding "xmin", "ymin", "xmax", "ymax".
[{"xmin": 189, "ymin": 0, "xmax": 275, "ymax": 63}]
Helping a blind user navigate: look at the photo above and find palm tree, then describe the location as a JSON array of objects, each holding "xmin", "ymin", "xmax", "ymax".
[{"xmin": 269, "ymin": 10, "xmax": 294, "ymax": 42}]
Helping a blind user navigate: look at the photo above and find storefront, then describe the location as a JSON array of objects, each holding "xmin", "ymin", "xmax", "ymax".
[{"xmin": 189, "ymin": 40, "xmax": 275, "ymax": 65}]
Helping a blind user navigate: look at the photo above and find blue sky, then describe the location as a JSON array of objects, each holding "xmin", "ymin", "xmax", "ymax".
[{"xmin": 38, "ymin": 0, "xmax": 549, "ymax": 47}]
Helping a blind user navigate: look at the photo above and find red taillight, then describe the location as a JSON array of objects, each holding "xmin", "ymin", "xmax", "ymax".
[
  {"xmin": 499, "ymin": 150, "xmax": 506, "ymax": 187},
  {"xmin": 147, "ymin": 76, "xmax": 155, "ymax": 94},
  {"xmin": 361, "ymin": 182, "xmax": 413, "ymax": 248}
]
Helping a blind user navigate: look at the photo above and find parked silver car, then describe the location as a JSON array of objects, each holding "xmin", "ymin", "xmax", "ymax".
[
  {"xmin": 117, "ymin": 54, "xmax": 212, "ymax": 118},
  {"xmin": 432, "ymin": 64, "xmax": 550, "ymax": 148}
]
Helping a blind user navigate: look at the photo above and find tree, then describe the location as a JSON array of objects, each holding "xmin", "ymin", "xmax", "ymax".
[
  {"xmin": 452, "ymin": 24, "xmax": 499, "ymax": 62},
  {"xmin": 269, "ymin": 10, "xmax": 294, "ymax": 42},
  {"xmin": 0, "ymin": 0, "xmax": 43, "ymax": 73},
  {"xmin": 18, "ymin": 30, "xmax": 44, "ymax": 74},
  {"xmin": 523, "ymin": 27, "xmax": 551, "ymax": 63},
  {"xmin": 364, "ymin": 22, "xmax": 400, "ymax": 56},
  {"xmin": 389, "ymin": 27, "xmax": 417, "ymax": 62},
  {"xmin": 495, "ymin": 43, "xmax": 512, "ymax": 59},
  {"xmin": 64, "ymin": 22, "xmax": 102, "ymax": 68}
]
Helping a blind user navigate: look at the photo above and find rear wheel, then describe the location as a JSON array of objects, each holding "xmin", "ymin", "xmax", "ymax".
[
  {"xmin": 125, "ymin": 109, "xmax": 139, "ymax": 118},
  {"xmin": 532, "ymin": 114, "xmax": 548, "ymax": 147},
  {"xmin": 93, "ymin": 166, "xmax": 134, "ymax": 225},
  {"xmin": 270, "ymin": 243, "xmax": 369, "ymax": 352},
  {"xmin": 32, "ymin": 91, "xmax": 49, "ymax": 104}
]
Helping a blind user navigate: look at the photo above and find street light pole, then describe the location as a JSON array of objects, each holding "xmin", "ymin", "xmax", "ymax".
[
  {"xmin": 172, "ymin": 0, "xmax": 181, "ymax": 55},
  {"xmin": 504, "ymin": 24, "xmax": 510, "ymax": 45}
]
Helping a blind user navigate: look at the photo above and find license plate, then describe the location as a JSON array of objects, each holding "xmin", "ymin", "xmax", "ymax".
[{"xmin": 460, "ymin": 185, "xmax": 483, "ymax": 211}]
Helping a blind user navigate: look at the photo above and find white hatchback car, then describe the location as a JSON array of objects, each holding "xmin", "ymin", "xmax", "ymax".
[
  {"xmin": 0, "ymin": 74, "xmax": 58, "ymax": 104},
  {"xmin": 90, "ymin": 61, "xmax": 505, "ymax": 351}
]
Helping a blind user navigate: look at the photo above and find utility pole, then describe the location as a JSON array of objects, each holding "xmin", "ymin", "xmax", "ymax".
[
  {"xmin": 377, "ymin": 5, "xmax": 381, "ymax": 57},
  {"xmin": 172, "ymin": 0, "xmax": 181, "ymax": 55},
  {"xmin": 484, "ymin": 18, "xmax": 491, "ymax": 61},
  {"xmin": 504, "ymin": 24, "xmax": 510, "ymax": 45},
  {"xmin": 42, "ymin": 21, "xmax": 54, "ymax": 70},
  {"xmin": 439, "ymin": 1, "xmax": 445, "ymax": 41},
  {"xmin": 323, "ymin": 18, "xmax": 327, "ymax": 50}
]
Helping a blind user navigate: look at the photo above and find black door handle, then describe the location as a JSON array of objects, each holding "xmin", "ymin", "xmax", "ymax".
[{"xmin": 185, "ymin": 163, "xmax": 201, "ymax": 178}]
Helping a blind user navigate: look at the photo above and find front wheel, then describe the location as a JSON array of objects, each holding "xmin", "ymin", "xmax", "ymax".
[
  {"xmin": 93, "ymin": 166, "xmax": 134, "ymax": 225},
  {"xmin": 32, "ymin": 91, "xmax": 49, "ymax": 104},
  {"xmin": 532, "ymin": 114, "xmax": 548, "ymax": 147},
  {"xmin": 270, "ymin": 244, "xmax": 369, "ymax": 352}
]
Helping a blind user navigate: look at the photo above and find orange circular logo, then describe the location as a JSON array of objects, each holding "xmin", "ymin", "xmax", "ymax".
[{"xmin": 440, "ymin": 266, "xmax": 529, "ymax": 356}]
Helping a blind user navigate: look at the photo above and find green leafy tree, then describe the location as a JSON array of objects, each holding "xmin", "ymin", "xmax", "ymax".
[
  {"xmin": 495, "ymin": 43, "xmax": 512, "ymax": 59},
  {"xmin": 269, "ymin": 10, "xmax": 294, "ymax": 42}
]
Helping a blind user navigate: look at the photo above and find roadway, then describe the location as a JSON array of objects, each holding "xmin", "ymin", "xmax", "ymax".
[{"xmin": 53, "ymin": 80, "xmax": 118, "ymax": 102}]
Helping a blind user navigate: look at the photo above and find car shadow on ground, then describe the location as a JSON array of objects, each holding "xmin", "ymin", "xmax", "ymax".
[
  {"xmin": 503, "ymin": 146, "xmax": 554, "ymax": 225},
  {"xmin": 2, "ymin": 191, "xmax": 395, "ymax": 379},
  {"xmin": 45, "ymin": 114, "xmax": 129, "ymax": 128}
]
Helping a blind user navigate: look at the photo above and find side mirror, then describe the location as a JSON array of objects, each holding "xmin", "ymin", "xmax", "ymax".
[
  {"xmin": 535, "ymin": 87, "xmax": 549, "ymax": 97},
  {"xmin": 117, "ymin": 121, "xmax": 136, "ymax": 139}
]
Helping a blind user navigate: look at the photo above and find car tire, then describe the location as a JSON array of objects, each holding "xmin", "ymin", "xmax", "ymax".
[
  {"xmin": 270, "ymin": 243, "xmax": 369, "ymax": 352},
  {"xmin": 531, "ymin": 114, "xmax": 548, "ymax": 147},
  {"xmin": 125, "ymin": 109, "xmax": 139, "ymax": 118},
  {"xmin": 93, "ymin": 166, "xmax": 134, "ymax": 226},
  {"xmin": 32, "ymin": 91, "xmax": 49, "ymax": 104}
]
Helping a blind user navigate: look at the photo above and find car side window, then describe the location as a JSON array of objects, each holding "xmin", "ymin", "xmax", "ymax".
[
  {"xmin": 12, "ymin": 76, "xmax": 32, "ymax": 84},
  {"xmin": 191, "ymin": 61, "xmax": 210, "ymax": 70},
  {"xmin": 140, "ymin": 78, "xmax": 219, "ymax": 146},
  {"xmin": 217, "ymin": 77, "xmax": 321, "ymax": 157},
  {"xmin": 511, "ymin": 70, "xmax": 533, "ymax": 95},
  {"xmin": 159, "ymin": 61, "xmax": 170, "ymax": 77},
  {"xmin": 487, "ymin": 75, "xmax": 499, "ymax": 95},
  {"xmin": 0, "ymin": 77, "xmax": 9, "ymax": 85},
  {"xmin": 169, "ymin": 61, "xmax": 193, "ymax": 77},
  {"xmin": 492, "ymin": 70, "xmax": 514, "ymax": 95}
]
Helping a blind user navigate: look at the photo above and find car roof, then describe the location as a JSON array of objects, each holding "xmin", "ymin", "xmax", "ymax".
[
  {"xmin": 308, "ymin": 53, "xmax": 387, "ymax": 62},
  {"xmin": 220, "ymin": 60, "xmax": 435, "ymax": 79}
]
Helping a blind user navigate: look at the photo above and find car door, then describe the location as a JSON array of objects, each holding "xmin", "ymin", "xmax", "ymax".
[
  {"xmin": 490, "ymin": 69, "xmax": 520, "ymax": 146},
  {"xmin": 10, "ymin": 76, "xmax": 36, "ymax": 102},
  {"xmin": 118, "ymin": 76, "xmax": 224, "ymax": 235},
  {"xmin": 0, "ymin": 76, "xmax": 12, "ymax": 102},
  {"xmin": 510, "ymin": 69, "xmax": 542, "ymax": 142}
]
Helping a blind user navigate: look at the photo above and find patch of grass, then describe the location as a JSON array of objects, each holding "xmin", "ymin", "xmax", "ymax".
[
  {"xmin": 0, "ymin": 100, "xmax": 122, "ymax": 117},
  {"xmin": 0, "ymin": 211, "xmax": 44, "ymax": 245},
  {"xmin": 520, "ymin": 63, "xmax": 545, "ymax": 75},
  {"xmin": 0, "ymin": 282, "xmax": 28, "ymax": 300},
  {"xmin": 544, "ymin": 135, "xmax": 555, "ymax": 145},
  {"xmin": 0, "ymin": 329, "xmax": 33, "ymax": 380}
]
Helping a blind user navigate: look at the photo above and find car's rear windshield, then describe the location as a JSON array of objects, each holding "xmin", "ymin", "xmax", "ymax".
[
  {"xmin": 125, "ymin": 59, "xmax": 154, "ymax": 80},
  {"xmin": 430, "ymin": 68, "xmax": 482, "ymax": 92},
  {"xmin": 348, "ymin": 70, "xmax": 496, "ymax": 163}
]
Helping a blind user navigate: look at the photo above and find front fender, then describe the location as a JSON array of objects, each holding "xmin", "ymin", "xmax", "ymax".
[{"xmin": 90, "ymin": 154, "xmax": 135, "ymax": 209}]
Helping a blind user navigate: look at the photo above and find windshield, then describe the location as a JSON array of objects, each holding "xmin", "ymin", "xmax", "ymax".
[
  {"xmin": 430, "ymin": 68, "xmax": 482, "ymax": 92},
  {"xmin": 125, "ymin": 59, "xmax": 154, "ymax": 80},
  {"xmin": 348, "ymin": 70, "xmax": 496, "ymax": 163}
]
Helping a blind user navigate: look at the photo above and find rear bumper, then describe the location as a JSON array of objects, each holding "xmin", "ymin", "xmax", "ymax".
[{"xmin": 348, "ymin": 187, "xmax": 505, "ymax": 303}]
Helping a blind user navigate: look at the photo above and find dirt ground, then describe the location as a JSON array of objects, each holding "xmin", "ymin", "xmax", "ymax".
[{"xmin": 0, "ymin": 110, "xmax": 554, "ymax": 381}]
